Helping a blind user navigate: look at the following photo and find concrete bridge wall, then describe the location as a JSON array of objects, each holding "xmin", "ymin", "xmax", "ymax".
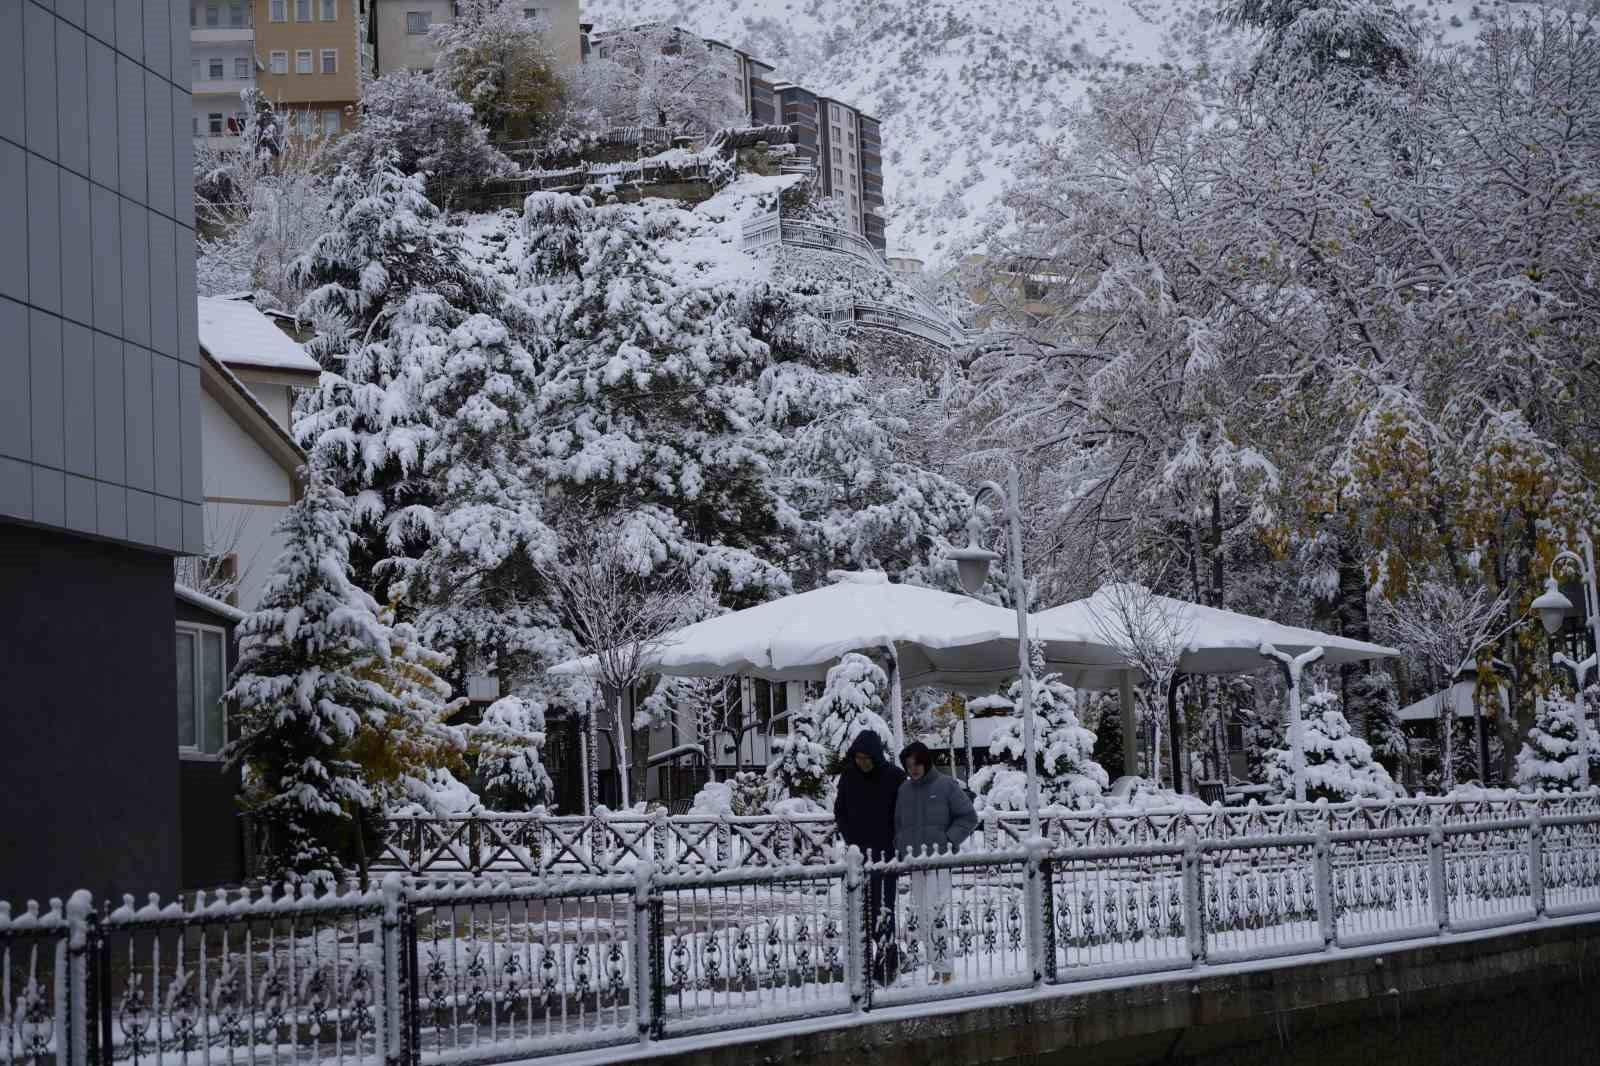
[{"xmin": 590, "ymin": 918, "xmax": 1600, "ymax": 1066}]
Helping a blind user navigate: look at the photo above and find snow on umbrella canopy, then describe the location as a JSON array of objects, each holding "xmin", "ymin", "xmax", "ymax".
[
  {"xmin": 549, "ymin": 570, "xmax": 1099, "ymax": 691},
  {"xmin": 1031, "ymin": 584, "xmax": 1399, "ymax": 678}
]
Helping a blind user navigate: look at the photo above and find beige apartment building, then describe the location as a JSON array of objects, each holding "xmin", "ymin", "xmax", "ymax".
[
  {"xmin": 253, "ymin": 0, "xmax": 369, "ymax": 137},
  {"xmin": 371, "ymin": 1, "xmax": 582, "ymax": 76}
]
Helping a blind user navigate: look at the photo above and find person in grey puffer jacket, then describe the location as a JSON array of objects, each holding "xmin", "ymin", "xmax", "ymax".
[{"xmin": 894, "ymin": 741, "xmax": 977, "ymax": 983}]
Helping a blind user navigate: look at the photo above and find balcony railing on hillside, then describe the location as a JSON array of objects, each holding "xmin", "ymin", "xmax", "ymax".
[{"xmin": 11, "ymin": 794, "xmax": 1600, "ymax": 1065}]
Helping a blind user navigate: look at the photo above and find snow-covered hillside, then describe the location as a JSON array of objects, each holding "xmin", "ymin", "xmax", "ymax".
[{"xmin": 582, "ymin": 0, "xmax": 1501, "ymax": 263}]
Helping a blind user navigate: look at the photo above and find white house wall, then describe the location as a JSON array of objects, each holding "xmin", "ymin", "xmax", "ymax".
[{"xmin": 200, "ymin": 388, "xmax": 294, "ymax": 608}]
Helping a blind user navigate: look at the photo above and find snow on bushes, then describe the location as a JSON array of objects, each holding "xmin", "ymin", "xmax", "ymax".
[
  {"xmin": 765, "ymin": 704, "xmax": 832, "ymax": 810},
  {"xmin": 1515, "ymin": 695, "xmax": 1587, "ymax": 792},
  {"xmin": 813, "ymin": 653, "xmax": 896, "ymax": 761},
  {"xmin": 470, "ymin": 695, "xmax": 556, "ymax": 810},
  {"xmin": 1263, "ymin": 686, "xmax": 1399, "ymax": 802},
  {"xmin": 969, "ymin": 673, "xmax": 1108, "ymax": 812}
]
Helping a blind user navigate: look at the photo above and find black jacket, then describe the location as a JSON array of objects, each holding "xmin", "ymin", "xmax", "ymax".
[{"xmin": 834, "ymin": 730, "xmax": 905, "ymax": 860}]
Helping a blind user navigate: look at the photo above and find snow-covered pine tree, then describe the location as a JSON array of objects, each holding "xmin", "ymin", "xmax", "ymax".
[
  {"xmin": 969, "ymin": 672, "xmax": 1109, "ymax": 812},
  {"xmin": 385, "ymin": 313, "xmax": 564, "ymax": 693},
  {"xmin": 226, "ymin": 477, "xmax": 419, "ymax": 882},
  {"xmin": 519, "ymin": 193, "xmax": 792, "ymax": 602},
  {"xmin": 1263, "ymin": 685, "xmax": 1399, "ymax": 802},
  {"xmin": 469, "ymin": 695, "xmax": 556, "ymax": 809},
  {"xmin": 1514, "ymin": 695, "xmax": 1586, "ymax": 793},
  {"xmin": 812, "ymin": 653, "xmax": 895, "ymax": 763},
  {"xmin": 764, "ymin": 705, "xmax": 831, "ymax": 812},
  {"xmin": 293, "ymin": 164, "xmax": 502, "ymax": 599}
]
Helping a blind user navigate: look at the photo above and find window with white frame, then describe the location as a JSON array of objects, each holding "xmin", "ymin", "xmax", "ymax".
[
  {"xmin": 229, "ymin": 2, "xmax": 246, "ymax": 26},
  {"xmin": 405, "ymin": 10, "xmax": 430, "ymax": 33},
  {"xmin": 208, "ymin": 57, "xmax": 224, "ymax": 79},
  {"xmin": 297, "ymin": 110, "xmax": 315, "ymax": 135},
  {"xmin": 207, "ymin": 112, "xmax": 222, "ymax": 134},
  {"xmin": 191, "ymin": 57, "xmax": 200, "ymax": 80},
  {"xmin": 295, "ymin": 0, "xmax": 311, "ymax": 21},
  {"xmin": 321, "ymin": 49, "xmax": 337, "ymax": 73},
  {"xmin": 269, "ymin": 0, "xmax": 286, "ymax": 20},
  {"xmin": 295, "ymin": 49, "xmax": 312, "ymax": 73},
  {"xmin": 269, "ymin": 50, "xmax": 288, "ymax": 74},
  {"xmin": 321, "ymin": 0, "xmax": 336, "ymax": 19},
  {"xmin": 235, "ymin": 56, "xmax": 249, "ymax": 78},
  {"xmin": 322, "ymin": 109, "xmax": 340, "ymax": 135},
  {"xmin": 177, "ymin": 623, "xmax": 227, "ymax": 756},
  {"xmin": 205, "ymin": 3, "xmax": 220, "ymax": 26},
  {"xmin": 831, "ymin": 146, "xmax": 841, "ymax": 164}
]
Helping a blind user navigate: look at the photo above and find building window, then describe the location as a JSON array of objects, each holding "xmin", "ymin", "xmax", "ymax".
[
  {"xmin": 235, "ymin": 57, "xmax": 250, "ymax": 78},
  {"xmin": 208, "ymin": 57, "xmax": 224, "ymax": 79},
  {"xmin": 831, "ymin": 124, "xmax": 841, "ymax": 143},
  {"xmin": 834, "ymin": 167, "xmax": 844, "ymax": 186},
  {"xmin": 523, "ymin": 6, "xmax": 541, "ymax": 19},
  {"xmin": 191, "ymin": 57, "xmax": 200, "ymax": 80},
  {"xmin": 848, "ymin": 130, "xmax": 855, "ymax": 147},
  {"xmin": 230, "ymin": 2, "xmax": 246, "ymax": 26},
  {"xmin": 322, "ymin": 109, "xmax": 340, "ymax": 135},
  {"xmin": 848, "ymin": 172, "xmax": 857, "ymax": 189},
  {"xmin": 295, "ymin": 0, "xmax": 311, "ymax": 21},
  {"xmin": 297, "ymin": 110, "xmax": 316, "ymax": 135},
  {"xmin": 269, "ymin": 0, "xmax": 286, "ymax": 20},
  {"xmin": 177, "ymin": 624, "xmax": 228, "ymax": 755},
  {"xmin": 208, "ymin": 112, "xmax": 224, "ymax": 134},
  {"xmin": 850, "ymin": 194, "xmax": 859, "ymax": 210},
  {"xmin": 205, "ymin": 3, "xmax": 220, "ymax": 27},
  {"xmin": 295, "ymin": 49, "xmax": 312, "ymax": 74},
  {"xmin": 832, "ymin": 146, "xmax": 841, "ymax": 164},
  {"xmin": 321, "ymin": 0, "xmax": 337, "ymax": 19},
  {"xmin": 269, "ymin": 50, "xmax": 288, "ymax": 74},
  {"xmin": 406, "ymin": 10, "xmax": 430, "ymax": 33},
  {"xmin": 321, "ymin": 49, "xmax": 337, "ymax": 73}
]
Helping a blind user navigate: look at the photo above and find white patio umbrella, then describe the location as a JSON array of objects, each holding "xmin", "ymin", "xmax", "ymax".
[
  {"xmin": 1034, "ymin": 584, "xmax": 1399, "ymax": 799},
  {"xmin": 549, "ymin": 571, "xmax": 1044, "ymax": 751}
]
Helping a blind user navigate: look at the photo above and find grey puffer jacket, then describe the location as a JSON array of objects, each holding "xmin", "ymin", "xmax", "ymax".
[{"xmin": 893, "ymin": 768, "xmax": 978, "ymax": 856}]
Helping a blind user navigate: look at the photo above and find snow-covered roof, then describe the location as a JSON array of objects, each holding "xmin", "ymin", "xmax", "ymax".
[
  {"xmin": 1399, "ymin": 680, "xmax": 1510, "ymax": 722},
  {"xmin": 196, "ymin": 296, "xmax": 321, "ymax": 375},
  {"xmin": 175, "ymin": 582, "xmax": 246, "ymax": 623}
]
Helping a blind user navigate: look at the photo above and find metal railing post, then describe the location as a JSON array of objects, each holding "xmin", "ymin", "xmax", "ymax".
[
  {"xmin": 1038, "ymin": 851, "xmax": 1057, "ymax": 984},
  {"xmin": 717, "ymin": 815, "xmax": 732, "ymax": 870},
  {"xmin": 65, "ymin": 891, "xmax": 92, "ymax": 1066},
  {"xmin": 632, "ymin": 861, "xmax": 663, "ymax": 1042},
  {"xmin": 1528, "ymin": 811, "xmax": 1546, "ymax": 918},
  {"xmin": 403, "ymin": 894, "xmax": 422, "ymax": 1066},
  {"xmin": 1428, "ymin": 815, "xmax": 1450, "ymax": 933},
  {"xmin": 652, "ymin": 810, "xmax": 668, "ymax": 869},
  {"xmin": 843, "ymin": 847, "xmax": 868, "ymax": 1013},
  {"xmin": 1024, "ymin": 838, "xmax": 1048, "ymax": 988},
  {"xmin": 380, "ymin": 874, "xmax": 406, "ymax": 1066},
  {"xmin": 1313, "ymin": 828, "xmax": 1336, "ymax": 949},
  {"xmin": 1182, "ymin": 830, "xmax": 1206, "ymax": 965}
]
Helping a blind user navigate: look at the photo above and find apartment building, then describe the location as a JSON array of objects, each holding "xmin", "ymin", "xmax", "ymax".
[
  {"xmin": 190, "ymin": 1, "xmax": 256, "ymax": 145},
  {"xmin": 1, "ymin": 0, "xmax": 206, "ymax": 901},
  {"xmin": 371, "ymin": 0, "xmax": 582, "ymax": 76},
  {"xmin": 253, "ymin": 0, "xmax": 369, "ymax": 137},
  {"xmin": 775, "ymin": 84, "xmax": 887, "ymax": 252},
  {"xmin": 585, "ymin": 24, "xmax": 777, "ymax": 131}
]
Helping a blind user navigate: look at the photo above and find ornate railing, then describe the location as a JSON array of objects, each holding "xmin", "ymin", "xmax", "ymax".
[
  {"xmin": 11, "ymin": 802, "xmax": 1600, "ymax": 1064},
  {"xmin": 366, "ymin": 790, "xmax": 1600, "ymax": 878}
]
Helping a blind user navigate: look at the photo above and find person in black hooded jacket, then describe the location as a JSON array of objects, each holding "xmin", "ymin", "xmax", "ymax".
[{"xmin": 834, "ymin": 729, "xmax": 905, "ymax": 983}]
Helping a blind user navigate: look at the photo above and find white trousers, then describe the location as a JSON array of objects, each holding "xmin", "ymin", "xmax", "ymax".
[{"xmin": 910, "ymin": 868, "xmax": 954, "ymax": 975}]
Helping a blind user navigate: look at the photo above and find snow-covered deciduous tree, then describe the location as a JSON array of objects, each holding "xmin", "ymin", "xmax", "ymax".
[
  {"xmin": 764, "ymin": 705, "xmax": 831, "ymax": 813},
  {"xmin": 337, "ymin": 72, "xmax": 514, "ymax": 209},
  {"xmin": 429, "ymin": 0, "xmax": 562, "ymax": 135},
  {"xmin": 569, "ymin": 22, "xmax": 746, "ymax": 134},
  {"xmin": 469, "ymin": 695, "xmax": 556, "ymax": 809},
  {"xmin": 225, "ymin": 477, "xmax": 454, "ymax": 883},
  {"xmin": 195, "ymin": 91, "xmax": 332, "ymax": 310},
  {"xmin": 1262, "ymin": 685, "xmax": 1398, "ymax": 801},
  {"xmin": 812, "ymin": 653, "xmax": 895, "ymax": 762},
  {"xmin": 969, "ymin": 672, "xmax": 1109, "ymax": 812}
]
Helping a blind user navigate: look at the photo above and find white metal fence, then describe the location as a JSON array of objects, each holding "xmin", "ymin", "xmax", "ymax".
[{"xmin": 8, "ymin": 800, "xmax": 1599, "ymax": 1066}]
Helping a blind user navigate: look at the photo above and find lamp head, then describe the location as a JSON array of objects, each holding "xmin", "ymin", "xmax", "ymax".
[
  {"xmin": 946, "ymin": 539, "xmax": 1001, "ymax": 596},
  {"xmin": 1531, "ymin": 576, "xmax": 1574, "ymax": 637}
]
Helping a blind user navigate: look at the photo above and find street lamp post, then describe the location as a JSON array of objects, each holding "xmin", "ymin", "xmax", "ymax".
[
  {"xmin": 947, "ymin": 465, "xmax": 1040, "ymax": 835},
  {"xmin": 1531, "ymin": 542, "xmax": 1600, "ymax": 788}
]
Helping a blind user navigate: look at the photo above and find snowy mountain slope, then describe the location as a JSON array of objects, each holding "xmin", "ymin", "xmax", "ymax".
[{"xmin": 582, "ymin": 0, "xmax": 1501, "ymax": 264}]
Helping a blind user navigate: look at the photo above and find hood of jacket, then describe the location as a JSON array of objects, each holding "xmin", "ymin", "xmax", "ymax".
[{"xmin": 846, "ymin": 729, "xmax": 889, "ymax": 772}]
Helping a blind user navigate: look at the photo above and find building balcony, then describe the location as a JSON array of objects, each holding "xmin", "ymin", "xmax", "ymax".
[
  {"xmin": 193, "ymin": 78, "xmax": 254, "ymax": 97},
  {"xmin": 191, "ymin": 26, "xmax": 253, "ymax": 44}
]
